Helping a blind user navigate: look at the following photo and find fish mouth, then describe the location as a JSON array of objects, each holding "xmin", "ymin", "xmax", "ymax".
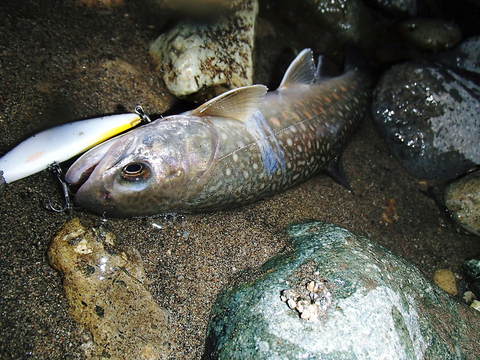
[
  {"xmin": 65, "ymin": 135, "xmax": 124, "ymax": 194},
  {"xmin": 65, "ymin": 162, "xmax": 98, "ymax": 192}
]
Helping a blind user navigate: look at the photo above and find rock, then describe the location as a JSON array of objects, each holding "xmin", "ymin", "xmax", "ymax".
[
  {"xmin": 204, "ymin": 221, "xmax": 480, "ymax": 359},
  {"xmin": 398, "ymin": 18, "xmax": 462, "ymax": 52},
  {"xmin": 366, "ymin": 0, "xmax": 417, "ymax": 16},
  {"xmin": 303, "ymin": 0, "xmax": 377, "ymax": 47},
  {"xmin": 445, "ymin": 171, "xmax": 480, "ymax": 236},
  {"xmin": 149, "ymin": 0, "xmax": 257, "ymax": 100},
  {"xmin": 433, "ymin": 268, "xmax": 458, "ymax": 296},
  {"xmin": 49, "ymin": 218, "xmax": 175, "ymax": 360},
  {"xmin": 464, "ymin": 258, "xmax": 480, "ymax": 280},
  {"xmin": 463, "ymin": 258, "xmax": 480, "ymax": 299},
  {"xmin": 471, "ymin": 300, "xmax": 480, "ymax": 312},
  {"xmin": 439, "ymin": 36, "xmax": 480, "ymax": 75},
  {"xmin": 463, "ymin": 290, "xmax": 476, "ymax": 304},
  {"xmin": 372, "ymin": 62, "xmax": 480, "ymax": 181}
]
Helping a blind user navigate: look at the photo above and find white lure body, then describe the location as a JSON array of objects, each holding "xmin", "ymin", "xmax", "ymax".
[{"xmin": 0, "ymin": 113, "xmax": 141, "ymax": 183}]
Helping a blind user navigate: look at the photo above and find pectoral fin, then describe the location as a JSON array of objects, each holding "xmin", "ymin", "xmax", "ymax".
[{"xmin": 190, "ymin": 85, "xmax": 268, "ymax": 123}]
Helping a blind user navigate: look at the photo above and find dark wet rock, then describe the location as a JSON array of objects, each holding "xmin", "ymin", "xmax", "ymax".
[
  {"xmin": 366, "ymin": 0, "xmax": 416, "ymax": 16},
  {"xmin": 372, "ymin": 62, "xmax": 480, "ymax": 181},
  {"xmin": 445, "ymin": 170, "xmax": 480, "ymax": 236},
  {"xmin": 49, "ymin": 218, "xmax": 176, "ymax": 360},
  {"xmin": 204, "ymin": 221, "xmax": 480, "ymax": 359},
  {"xmin": 303, "ymin": 0, "xmax": 378, "ymax": 47},
  {"xmin": 439, "ymin": 36, "xmax": 480, "ymax": 74},
  {"xmin": 463, "ymin": 258, "xmax": 480, "ymax": 300},
  {"xmin": 149, "ymin": 0, "xmax": 257, "ymax": 100},
  {"xmin": 397, "ymin": 18, "xmax": 461, "ymax": 52}
]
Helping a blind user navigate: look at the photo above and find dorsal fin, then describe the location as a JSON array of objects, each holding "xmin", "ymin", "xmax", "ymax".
[
  {"xmin": 190, "ymin": 85, "xmax": 268, "ymax": 122},
  {"xmin": 278, "ymin": 48, "xmax": 316, "ymax": 89}
]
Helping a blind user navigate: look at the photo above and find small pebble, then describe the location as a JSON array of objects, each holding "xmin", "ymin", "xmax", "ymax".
[
  {"xmin": 287, "ymin": 299, "xmax": 297, "ymax": 310},
  {"xmin": 433, "ymin": 269, "xmax": 458, "ymax": 296},
  {"xmin": 463, "ymin": 291, "xmax": 476, "ymax": 305},
  {"xmin": 306, "ymin": 280, "xmax": 318, "ymax": 293},
  {"xmin": 470, "ymin": 300, "xmax": 480, "ymax": 312}
]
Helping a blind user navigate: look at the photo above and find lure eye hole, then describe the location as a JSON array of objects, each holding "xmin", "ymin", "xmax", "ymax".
[{"xmin": 121, "ymin": 162, "xmax": 151, "ymax": 181}]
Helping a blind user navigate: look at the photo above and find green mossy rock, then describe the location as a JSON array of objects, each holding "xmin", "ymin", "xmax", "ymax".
[{"xmin": 204, "ymin": 222, "xmax": 480, "ymax": 359}]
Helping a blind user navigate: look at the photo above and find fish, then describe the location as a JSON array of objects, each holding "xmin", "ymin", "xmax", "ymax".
[
  {"xmin": 66, "ymin": 48, "xmax": 372, "ymax": 217},
  {"xmin": 0, "ymin": 113, "xmax": 141, "ymax": 184}
]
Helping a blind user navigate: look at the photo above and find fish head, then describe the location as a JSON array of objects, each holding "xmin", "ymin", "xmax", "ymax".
[{"xmin": 66, "ymin": 117, "xmax": 217, "ymax": 217}]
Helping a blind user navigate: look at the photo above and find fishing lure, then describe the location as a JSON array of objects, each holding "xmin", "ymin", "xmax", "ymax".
[{"xmin": 0, "ymin": 113, "xmax": 142, "ymax": 184}]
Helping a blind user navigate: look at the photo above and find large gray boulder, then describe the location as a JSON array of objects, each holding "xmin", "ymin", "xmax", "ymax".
[{"xmin": 204, "ymin": 222, "xmax": 480, "ymax": 359}]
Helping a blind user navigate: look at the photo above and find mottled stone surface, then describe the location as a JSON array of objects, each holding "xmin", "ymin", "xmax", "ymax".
[
  {"xmin": 49, "ymin": 218, "xmax": 176, "ymax": 360},
  {"xmin": 398, "ymin": 18, "xmax": 461, "ymax": 52},
  {"xmin": 205, "ymin": 222, "xmax": 480, "ymax": 359},
  {"xmin": 149, "ymin": 0, "xmax": 257, "ymax": 99},
  {"xmin": 445, "ymin": 171, "xmax": 480, "ymax": 236},
  {"xmin": 439, "ymin": 36, "xmax": 480, "ymax": 74},
  {"xmin": 372, "ymin": 62, "xmax": 480, "ymax": 181}
]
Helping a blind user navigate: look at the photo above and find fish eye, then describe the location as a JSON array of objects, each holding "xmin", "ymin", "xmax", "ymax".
[{"xmin": 121, "ymin": 162, "xmax": 151, "ymax": 181}]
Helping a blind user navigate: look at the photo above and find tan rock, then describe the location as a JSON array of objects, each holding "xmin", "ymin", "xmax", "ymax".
[
  {"xmin": 433, "ymin": 269, "xmax": 458, "ymax": 296},
  {"xmin": 49, "ymin": 218, "xmax": 175, "ymax": 360}
]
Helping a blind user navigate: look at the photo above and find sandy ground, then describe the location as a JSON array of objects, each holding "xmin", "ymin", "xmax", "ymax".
[{"xmin": 1, "ymin": 1, "xmax": 479, "ymax": 359}]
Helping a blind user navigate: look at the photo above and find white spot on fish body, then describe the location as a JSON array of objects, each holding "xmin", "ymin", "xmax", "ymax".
[
  {"xmin": 226, "ymin": 168, "xmax": 232, "ymax": 176},
  {"xmin": 286, "ymin": 138, "xmax": 293, "ymax": 146},
  {"xmin": 243, "ymin": 171, "xmax": 249, "ymax": 179},
  {"xmin": 253, "ymin": 163, "xmax": 259, "ymax": 170},
  {"xmin": 233, "ymin": 153, "xmax": 239, "ymax": 162}
]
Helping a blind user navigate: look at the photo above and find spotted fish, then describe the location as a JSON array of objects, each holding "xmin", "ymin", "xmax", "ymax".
[{"xmin": 66, "ymin": 49, "xmax": 371, "ymax": 217}]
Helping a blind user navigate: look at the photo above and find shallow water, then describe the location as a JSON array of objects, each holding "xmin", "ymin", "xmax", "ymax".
[{"xmin": 1, "ymin": 1, "xmax": 479, "ymax": 359}]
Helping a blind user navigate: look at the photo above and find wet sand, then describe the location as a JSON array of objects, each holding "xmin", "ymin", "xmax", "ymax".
[{"xmin": 1, "ymin": 1, "xmax": 479, "ymax": 359}]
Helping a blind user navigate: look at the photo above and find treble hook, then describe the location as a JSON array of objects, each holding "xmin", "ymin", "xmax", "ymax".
[
  {"xmin": 0, "ymin": 170, "xmax": 5, "ymax": 196},
  {"xmin": 46, "ymin": 162, "xmax": 73, "ymax": 214},
  {"xmin": 135, "ymin": 105, "xmax": 152, "ymax": 124}
]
